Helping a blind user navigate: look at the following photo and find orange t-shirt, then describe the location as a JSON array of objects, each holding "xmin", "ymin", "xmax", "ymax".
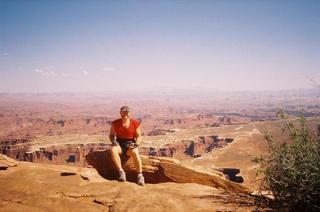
[{"xmin": 112, "ymin": 118, "xmax": 140, "ymax": 140}]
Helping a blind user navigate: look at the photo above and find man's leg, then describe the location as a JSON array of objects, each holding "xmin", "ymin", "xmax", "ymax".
[
  {"xmin": 110, "ymin": 145, "xmax": 126, "ymax": 181},
  {"xmin": 127, "ymin": 147, "xmax": 145, "ymax": 186},
  {"xmin": 127, "ymin": 147, "xmax": 142, "ymax": 173}
]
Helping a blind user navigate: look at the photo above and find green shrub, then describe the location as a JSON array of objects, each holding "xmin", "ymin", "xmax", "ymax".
[{"xmin": 254, "ymin": 113, "xmax": 320, "ymax": 211}]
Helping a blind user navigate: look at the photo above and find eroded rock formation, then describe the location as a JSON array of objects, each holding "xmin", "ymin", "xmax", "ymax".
[
  {"xmin": 145, "ymin": 128, "xmax": 175, "ymax": 136},
  {"xmin": 146, "ymin": 136, "xmax": 234, "ymax": 159},
  {"xmin": 0, "ymin": 134, "xmax": 245, "ymax": 185},
  {"xmin": 0, "ymin": 154, "xmax": 18, "ymax": 170},
  {"xmin": 0, "ymin": 135, "xmax": 233, "ymax": 164},
  {"xmin": 0, "ymin": 154, "xmax": 267, "ymax": 211},
  {"xmin": 85, "ymin": 150, "xmax": 251, "ymax": 194}
]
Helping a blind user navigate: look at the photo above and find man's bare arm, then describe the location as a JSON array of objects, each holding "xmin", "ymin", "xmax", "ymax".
[
  {"xmin": 135, "ymin": 126, "xmax": 142, "ymax": 146},
  {"xmin": 109, "ymin": 124, "xmax": 116, "ymax": 143}
]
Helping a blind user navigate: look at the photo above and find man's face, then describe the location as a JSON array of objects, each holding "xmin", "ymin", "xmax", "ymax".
[{"xmin": 120, "ymin": 111, "xmax": 130, "ymax": 119}]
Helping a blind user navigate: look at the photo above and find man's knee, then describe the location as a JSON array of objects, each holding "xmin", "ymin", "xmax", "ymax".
[
  {"xmin": 111, "ymin": 146, "xmax": 121, "ymax": 155},
  {"xmin": 128, "ymin": 148, "xmax": 139, "ymax": 157}
]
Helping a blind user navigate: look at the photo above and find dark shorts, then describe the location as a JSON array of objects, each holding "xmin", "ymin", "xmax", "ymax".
[{"xmin": 117, "ymin": 139, "xmax": 134, "ymax": 154}]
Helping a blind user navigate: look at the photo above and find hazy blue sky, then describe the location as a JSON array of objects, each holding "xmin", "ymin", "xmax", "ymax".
[{"xmin": 0, "ymin": 0, "xmax": 319, "ymax": 92}]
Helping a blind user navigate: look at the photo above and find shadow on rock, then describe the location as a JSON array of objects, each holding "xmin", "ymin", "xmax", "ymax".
[
  {"xmin": 85, "ymin": 150, "xmax": 252, "ymax": 194},
  {"xmin": 85, "ymin": 150, "xmax": 173, "ymax": 184}
]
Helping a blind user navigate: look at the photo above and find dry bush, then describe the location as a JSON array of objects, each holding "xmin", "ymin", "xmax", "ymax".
[{"xmin": 254, "ymin": 112, "xmax": 320, "ymax": 211}]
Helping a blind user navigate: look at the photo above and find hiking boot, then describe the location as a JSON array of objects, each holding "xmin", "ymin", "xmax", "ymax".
[
  {"xmin": 119, "ymin": 170, "xmax": 126, "ymax": 182},
  {"xmin": 137, "ymin": 173, "xmax": 145, "ymax": 186}
]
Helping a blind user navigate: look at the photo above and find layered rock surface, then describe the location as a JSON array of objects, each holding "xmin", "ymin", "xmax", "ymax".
[
  {"xmin": 0, "ymin": 154, "xmax": 18, "ymax": 170},
  {"xmin": 0, "ymin": 135, "xmax": 244, "ymax": 183},
  {"xmin": 85, "ymin": 150, "xmax": 250, "ymax": 193},
  {"xmin": 0, "ymin": 154, "xmax": 265, "ymax": 211},
  {"xmin": 0, "ymin": 135, "xmax": 233, "ymax": 164}
]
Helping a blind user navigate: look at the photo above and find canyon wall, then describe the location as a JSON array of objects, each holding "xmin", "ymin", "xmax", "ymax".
[{"xmin": 0, "ymin": 136, "xmax": 233, "ymax": 165}]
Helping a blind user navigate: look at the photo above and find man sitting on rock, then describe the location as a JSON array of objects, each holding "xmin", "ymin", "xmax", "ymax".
[{"xmin": 109, "ymin": 106, "xmax": 145, "ymax": 186}]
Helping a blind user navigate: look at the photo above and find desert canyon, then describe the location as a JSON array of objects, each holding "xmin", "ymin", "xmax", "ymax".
[{"xmin": 1, "ymin": 90, "xmax": 319, "ymax": 211}]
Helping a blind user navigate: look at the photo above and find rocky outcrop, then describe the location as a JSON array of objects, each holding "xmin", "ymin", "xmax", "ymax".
[
  {"xmin": 0, "ymin": 135, "xmax": 234, "ymax": 165},
  {"xmin": 218, "ymin": 116, "xmax": 232, "ymax": 124},
  {"xmin": 85, "ymin": 150, "xmax": 251, "ymax": 194},
  {"xmin": 1, "ymin": 147, "xmax": 248, "ymax": 193},
  {"xmin": 0, "ymin": 139, "xmax": 108, "ymax": 166},
  {"xmin": 0, "ymin": 154, "xmax": 18, "ymax": 170},
  {"xmin": 0, "ymin": 138, "xmax": 31, "ymax": 146},
  {"xmin": 0, "ymin": 157, "xmax": 268, "ymax": 211},
  {"xmin": 9, "ymin": 144, "xmax": 109, "ymax": 167},
  {"xmin": 145, "ymin": 128, "xmax": 175, "ymax": 136},
  {"xmin": 0, "ymin": 135, "xmax": 241, "ymax": 183},
  {"xmin": 147, "ymin": 136, "xmax": 234, "ymax": 159}
]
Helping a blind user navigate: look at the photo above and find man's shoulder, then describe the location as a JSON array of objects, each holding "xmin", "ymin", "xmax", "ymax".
[
  {"xmin": 112, "ymin": 119, "xmax": 122, "ymax": 125},
  {"xmin": 130, "ymin": 119, "xmax": 141, "ymax": 127}
]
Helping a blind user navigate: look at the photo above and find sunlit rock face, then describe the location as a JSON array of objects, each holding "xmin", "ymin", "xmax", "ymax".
[
  {"xmin": 0, "ymin": 154, "xmax": 265, "ymax": 211},
  {"xmin": 1, "ymin": 135, "xmax": 244, "ymax": 184},
  {"xmin": 84, "ymin": 150, "xmax": 251, "ymax": 194},
  {"xmin": 0, "ymin": 135, "xmax": 233, "ymax": 163}
]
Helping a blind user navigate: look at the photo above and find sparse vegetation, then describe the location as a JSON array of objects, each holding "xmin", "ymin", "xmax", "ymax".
[{"xmin": 254, "ymin": 112, "xmax": 320, "ymax": 211}]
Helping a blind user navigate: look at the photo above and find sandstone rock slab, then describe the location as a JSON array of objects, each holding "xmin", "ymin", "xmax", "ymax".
[
  {"xmin": 85, "ymin": 150, "xmax": 252, "ymax": 194},
  {"xmin": 0, "ymin": 154, "xmax": 18, "ymax": 170}
]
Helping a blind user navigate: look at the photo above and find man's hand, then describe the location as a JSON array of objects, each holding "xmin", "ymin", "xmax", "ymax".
[
  {"xmin": 129, "ymin": 143, "xmax": 139, "ymax": 149},
  {"xmin": 111, "ymin": 139, "xmax": 118, "ymax": 146}
]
